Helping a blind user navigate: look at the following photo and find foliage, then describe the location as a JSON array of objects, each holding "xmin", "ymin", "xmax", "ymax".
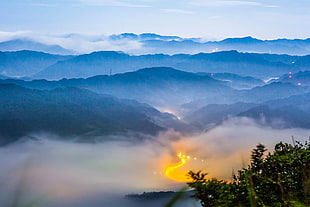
[{"xmin": 187, "ymin": 139, "xmax": 310, "ymax": 207}]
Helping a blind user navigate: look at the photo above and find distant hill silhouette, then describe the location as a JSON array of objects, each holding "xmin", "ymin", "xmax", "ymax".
[
  {"xmin": 109, "ymin": 34, "xmax": 310, "ymax": 55},
  {"xmin": 2, "ymin": 34, "xmax": 310, "ymax": 55},
  {"xmin": 0, "ymin": 50, "xmax": 72, "ymax": 77},
  {"xmin": 33, "ymin": 50, "xmax": 298, "ymax": 80},
  {"xmin": 2, "ymin": 67, "xmax": 310, "ymax": 111},
  {"xmin": 0, "ymin": 83, "xmax": 190, "ymax": 145},
  {"xmin": 183, "ymin": 81, "xmax": 310, "ymax": 110},
  {"xmin": 276, "ymin": 71, "xmax": 310, "ymax": 86},
  {"xmin": 185, "ymin": 92, "xmax": 310, "ymax": 129},
  {"xmin": 0, "ymin": 67, "xmax": 236, "ymax": 109},
  {"xmin": 1, "ymin": 49, "xmax": 308, "ymax": 80},
  {"xmin": 200, "ymin": 72, "xmax": 265, "ymax": 89},
  {"xmin": 0, "ymin": 39, "xmax": 74, "ymax": 55}
]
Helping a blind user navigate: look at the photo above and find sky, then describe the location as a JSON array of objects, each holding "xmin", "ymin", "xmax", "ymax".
[{"xmin": 1, "ymin": 0, "xmax": 310, "ymax": 40}]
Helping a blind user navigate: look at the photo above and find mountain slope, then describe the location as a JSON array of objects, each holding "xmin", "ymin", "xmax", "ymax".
[
  {"xmin": 3, "ymin": 35, "xmax": 310, "ymax": 55},
  {"xmin": 33, "ymin": 50, "xmax": 298, "ymax": 80},
  {"xmin": 0, "ymin": 39, "xmax": 74, "ymax": 55},
  {"xmin": 276, "ymin": 71, "xmax": 310, "ymax": 86},
  {"xmin": 2, "ymin": 67, "xmax": 235, "ymax": 109},
  {"xmin": 4, "ymin": 67, "xmax": 310, "ymax": 111},
  {"xmin": 0, "ymin": 84, "xmax": 186, "ymax": 145},
  {"xmin": 238, "ymin": 105, "xmax": 310, "ymax": 128},
  {"xmin": 184, "ymin": 102, "xmax": 257, "ymax": 129},
  {"xmin": 185, "ymin": 92, "xmax": 310, "ymax": 129},
  {"xmin": 0, "ymin": 50, "xmax": 73, "ymax": 77},
  {"xmin": 128, "ymin": 35, "xmax": 310, "ymax": 55},
  {"xmin": 183, "ymin": 82, "xmax": 310, "ymax": 110},
  {"xmin": 201, "ymin": 72, "xmax": 265, "ymax": 89},
  {"xmin": 240, "ymin": 82, "xmax": 310, "ymax": 103}
]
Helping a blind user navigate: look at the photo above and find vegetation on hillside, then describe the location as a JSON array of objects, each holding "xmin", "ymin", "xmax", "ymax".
[{"xmin": 187, "ymin": 139, "xmax": 310, "ymax": 207}]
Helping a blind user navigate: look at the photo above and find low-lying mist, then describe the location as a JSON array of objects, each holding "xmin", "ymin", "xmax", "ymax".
[{"xmin": 1, "ymin": 117, "xmax": 309, "ymax": 207}]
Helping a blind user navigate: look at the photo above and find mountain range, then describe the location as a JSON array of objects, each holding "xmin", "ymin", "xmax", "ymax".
[
  {"xmin": 111, "ymin": 34, "xmax": 310, "ymax": 55},
  {"xmin": 0, "ymin": 39, "xmax": 74, "ymax": 55},
  {"xmin": 1, "ymin": 33, "xmax": 310, "ymax": 55},
  {"xmin": 185, "ymin": 92, "xmax": 310, "ymax": 130},
  {"xmin": 0, "ymin": 50, "xmax": 72, "ymax": 77},
  {"xmin": 2, "ymin": 50, "xmax": 310, "ymax": 80},
  {"xmin": 0, "ymin": 67, "xmax": 233, "ymax": 109},
  {"xmin": 275, "ymin": 70, "xmax": 310, "ymax": 86},
  {"xmin": 1, "ymin": 67, "xmax": 310, "ymax": 115},
  {"xmin": 202, "ymin": 72, "xmax": 265, "ymax": 89},
  {"xmin": 0, "ymin": 66, "xmax": 310, "ymax": 145},
  {"xmin": 0, "ymin": 83, "xmax": 192, "ymax": 145},
  {"xmin": 1, "ymin": 42, "xmax": 310, "ymax": 145}
]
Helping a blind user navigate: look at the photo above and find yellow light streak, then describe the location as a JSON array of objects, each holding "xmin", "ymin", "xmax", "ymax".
[{"xmin": 164, "ymin": 152, "xmax": 189, "ymax": 182}]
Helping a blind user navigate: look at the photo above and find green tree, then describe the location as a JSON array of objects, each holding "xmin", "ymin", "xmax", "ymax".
[{"xmin": 187, "ymin": 139, "xmax": 310, "ymax": 207}]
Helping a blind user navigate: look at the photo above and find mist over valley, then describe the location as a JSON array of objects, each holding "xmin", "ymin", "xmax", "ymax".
[{"xmin": 1, "ymin": 34, "xmax": 310, "ymax": 207}]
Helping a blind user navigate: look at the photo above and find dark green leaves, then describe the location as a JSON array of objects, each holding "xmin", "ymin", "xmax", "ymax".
[{"xmin": 187, "ymin": 139, "xmax": 310, "ymax": 207}]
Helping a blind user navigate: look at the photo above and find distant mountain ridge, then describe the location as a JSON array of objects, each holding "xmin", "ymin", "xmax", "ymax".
[
  {"xmin": 2, "ymin": 49, "xmax": 310, "ymax": 80},
  {"xmin": 1, "ymin": 33, "xmax": 310, "ymax": 55},
  {"xmin": 185, "ymin": 92, "xmax": 310, "ymax": 130},
  {"xmin": 182, "ymin": 81, "xmax": 310, "ymax": 110},
  {"xmin": 0, "ymin": 83, "xmax": 190, "ymax": 145},
  {"xmin": 0, "ymin": 50, "xmax": 72, "ymax": 77},
  {"xmin": 0, "ymin": 67, "xmax": 234, "ymax": 109},
  {"xmin": 204, "ymin": 72, "xmax": 265, "ymax": 89},
  {"xmin": 3, "ymin": 69, "xmax": 309, "ymax": 146},
  {"xmin": 32, "ymin": 50, "xmax": 300, "ymax": 80},
  {"xmin": 112, "ymin": 34, "xmax": 310, "ymax": 55},
  {"xmin": 275, "ymin": 71, "xmax": 310, "ymax": 86},
  {"xmin": 2, "ymin": 67, "xmax": 310, "ymax": 113},
  {"xmin": 0, "ymin": 39, "xmax": 75, "ymax": 55}
]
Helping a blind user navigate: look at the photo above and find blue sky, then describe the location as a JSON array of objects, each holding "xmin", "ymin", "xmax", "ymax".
[{"xmin": 1, "ymin": 0, "xmax": 310, "ymax": 39}]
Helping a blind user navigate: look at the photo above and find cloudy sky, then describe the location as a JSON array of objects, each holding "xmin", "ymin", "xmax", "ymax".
[{"xmin": 1, "ymin": 0, "xmax": 310, "ymax": 39}]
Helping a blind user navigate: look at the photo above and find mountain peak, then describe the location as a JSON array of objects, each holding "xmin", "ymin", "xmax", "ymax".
[
  {"xmin": 136, "ymin": 66, "xmax": 181, "ymax": 73},
  {"xmin": 135, "ymin": 67, "xmax": 197, "ymax": 77},
  {"xmin": 109, "ymin": 33, "xmax": 182, "ymax": 41},
  {"xmin": 0, "ymin": 39, "xmax": 74, "ymax": 55},
  {"xmin": 220, "ymin": 36, "xmax": 263, "ymax": 44}
]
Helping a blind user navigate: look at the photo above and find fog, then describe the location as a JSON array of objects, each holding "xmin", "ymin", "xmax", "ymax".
[
  {"xmin": 0, "ymin": 118, "xmax": 309, "ymax": 207},
  {"xmin": 0, "ymin": 31, "xmax": 147, "ymax": 55}
]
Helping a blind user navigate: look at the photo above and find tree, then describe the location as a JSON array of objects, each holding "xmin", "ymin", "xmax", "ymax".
[{"xmin": 187, "ymin": 139, "xmax": 310, "ymax": 207}]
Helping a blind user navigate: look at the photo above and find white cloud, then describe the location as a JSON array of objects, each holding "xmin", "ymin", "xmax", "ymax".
[
  {"xmin": 38, "ymin": 33, "xmax": 144, "ymax": 54},
  {"xmin": 1, "ymin": 119, "xmax": 309, "ymax": 202},
  {"xmin": 190, "ymin": 0, "xmax": 278, "ymax": 8},
  {"xmin": 71, "ymin": 0, "xmax": 150, "ymax": 7},
  {"xmin": 0, "ymin": 31, "xmax": 33, "ymax": 42},
  {"xmin": 32, "ymin": 3, "xmax": 60, "ymax": 7},
  {"xmin": 208, "ymin": 15, "xmax": 223, "ymax": 19},
  {"xmin": 0, "ymin": 119, "xmax": 309, "ymax": 206},
  {"xmin": 161, "ymin": 9, "xmax": 196, "ymax": 15},
  {"xmin": 0, "ymin": 31, "xmax": 144, "ymax": 54},
  {"xmin": 264, "ymin": 5, "xmax": 280, "ymax": 8}
]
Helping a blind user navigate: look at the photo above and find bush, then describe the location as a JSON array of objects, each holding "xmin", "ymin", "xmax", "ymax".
[{"xmin": 187, "ymin": 139, "xmax": 310, "ymax": 207}]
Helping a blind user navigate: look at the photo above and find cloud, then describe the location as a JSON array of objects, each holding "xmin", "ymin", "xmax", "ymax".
[
  {"xmin": 32, "ymin": 3, "xmax": 60, "ymax": 7},
  {"xmin": 190, "ymin": 0, "xmax": 279, "ymax": 8},
  {"xmin": 162, "ymin": 117, "xmax": 310, "ymax": 180},
  {"xmin": 42, "ymin": 34, "xmax": 144, "ymax": 54},
  {"xmin": 161, "ymin": 9, "xmax": 196, "ymax": 15},
  {"xmin": 0, "ymin": 118, "xmax": 309, "ymax": 206},
  {"xmin": 0, "ymin": 31, "xmax": 33, "ymax": 42},
  {"xmin": 71, "ymin": 0, "xmax": 150, "ymax": 8},
  {"xmin": 0, "ymin": 132, "xmax": 184, "ymax": 206},
  {"xmin": 0, "ymin": 31, "xmax": 144, "ymax": 54},
  {"xmin": 208, "ymin": 15, "xmax": 222, "ymax": 19}
]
